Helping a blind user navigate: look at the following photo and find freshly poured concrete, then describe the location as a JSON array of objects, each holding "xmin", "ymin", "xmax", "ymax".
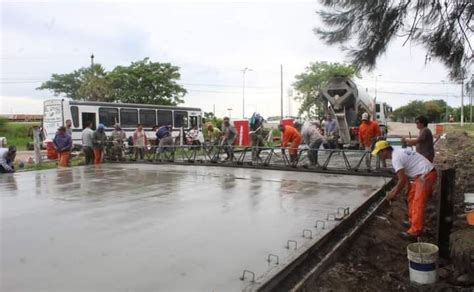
[{"xmin": 1, "ymin": 165, "xmax": 388, "ymax": 291}]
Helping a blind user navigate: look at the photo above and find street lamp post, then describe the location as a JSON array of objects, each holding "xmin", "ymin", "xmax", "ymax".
[
  {"xmin": 374, "ymin": 74, "xmax": 382, "ymax": 99},
  {"xmin": 441, "ymin": 80, "xmax": 449, "ymax": 122},
  {"xmin": 241, "ymin": 67, "xmax": 253, "ymax": 119}
]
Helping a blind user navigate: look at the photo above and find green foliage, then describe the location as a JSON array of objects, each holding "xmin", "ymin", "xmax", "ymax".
[
  {"xmin": 316, "ymin": 0, "xmax": 473, "ymax": 80},
  {"xmin": 37, "ymin": 58, "xmax": 186, "ymax": 105},
  {"xmin": 293, "ymin": 62, "xmax": 359, "ymax": 118},
  {"xmin": 203, "ymin": 112, "xmax": 223, "ymax": 130},
  {"xmin": 393, "ymin": 99, "xmax": 453, "ymax": 123},
  {"xmin": 107, "ymin": 58, "xmax": 186, "ymax": 105},
  {"xmin": 0, "ymin": 122, "xmax": 39, "ymax": 151}
]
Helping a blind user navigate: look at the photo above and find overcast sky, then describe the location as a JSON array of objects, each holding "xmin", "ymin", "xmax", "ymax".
[{"xmin": 1, "ymin": 0, "xmax": 471, "ymax": 117}]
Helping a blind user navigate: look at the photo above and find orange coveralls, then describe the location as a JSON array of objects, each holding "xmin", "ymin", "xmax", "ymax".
[
  {"xmin": 358, "ymin": 120, "xmax": 381, "ymax": 149},
  {"xmin": 282, "ymin": 125, "xmax": 302, "ymax": 156},
  {"xmin": 407, "ymin": 169, "xmax": 438, "ymax": 235}
]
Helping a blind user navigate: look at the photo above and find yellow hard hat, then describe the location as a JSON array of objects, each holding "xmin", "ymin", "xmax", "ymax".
[{"xmin": 371, "ymin": 140, "xmax": 391, "ymax": 156}]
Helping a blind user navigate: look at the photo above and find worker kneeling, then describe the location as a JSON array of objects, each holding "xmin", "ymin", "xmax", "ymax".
[
  {"xmin": 372, "ymin": 141, "xmax": 437, "ymax": 240},
  {"xmin": 279, "ymin": 123, "xmax": 302, "ymax": 163}
]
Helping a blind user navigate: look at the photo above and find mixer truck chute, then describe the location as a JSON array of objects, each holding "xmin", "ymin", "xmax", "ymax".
[{"xmin": 320, "ymin": 77, "xmax": 386, "ymax": 148}]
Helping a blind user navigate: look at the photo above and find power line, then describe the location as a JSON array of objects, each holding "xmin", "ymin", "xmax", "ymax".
[{"xmin": 378, "ymin": 90, "xmax": 461, "ymax": 98}]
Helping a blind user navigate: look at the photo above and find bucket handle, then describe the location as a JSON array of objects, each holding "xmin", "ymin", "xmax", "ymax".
[{"xmin": 417, "ymin": 237, "xmax": 424, "ymax": 263}]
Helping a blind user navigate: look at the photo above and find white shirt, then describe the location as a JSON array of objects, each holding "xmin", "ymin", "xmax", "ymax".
[
  {"xmin": 81, "ymin": 128, "xmax": 94, "ymax": 147},
  {"xmin": 301, "ymin": 121, "xmax": 324, "ymax": 145},
  {"xmin": 391, "ymin": 148, "xmax": 434, "ymax": 178},
  {"xmin": 0, "ymin": 148, "xmax": 13, "ymax": 171}
]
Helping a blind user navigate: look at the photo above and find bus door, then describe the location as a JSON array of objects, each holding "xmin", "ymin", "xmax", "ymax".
[{"xmin": 82, "ymin": 113, "xmax": 96, "ymax": 130}]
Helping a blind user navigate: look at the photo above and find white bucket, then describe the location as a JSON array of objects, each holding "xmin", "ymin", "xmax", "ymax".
[{"xmin": 407, "ymin": 242, "xmax": 439, "ymax": 285}]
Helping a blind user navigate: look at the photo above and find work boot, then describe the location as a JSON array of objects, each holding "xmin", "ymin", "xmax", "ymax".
[
  {"xmin": 399, "ymin": 231, "xmax": 420, "ymax": 241},
  {"xmin": 402, "ymin": 220, "xmax": 410, "ymax": 228}
]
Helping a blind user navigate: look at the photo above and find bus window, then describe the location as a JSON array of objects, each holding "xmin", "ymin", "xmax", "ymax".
[
  {"xmin": 120, "ymin": 109, "xmax": 138, "ymax": 128},
  {"xmin": 139, "ymin": 109, "xmax": 156, "ymax": 127},
  {"xmin": 190, "ymin": 116, "xmax": 198, "ymax": 128},
  {"xmin": 70, "ymin": 106, "xmax": 79, "ymax": 127},
  {"xmin": 174, "ymin": 111, "xmax": 188, "ymax": 128},
  {"xmin": 99, "ymin": 108, "xmax": 119, "ymax": 127},
  {"xmin": 157, "ymin": 110, "xmax": 172, "ymax": 127},
  {"xmin": 376, "ymin": 104, "xmax": 381, "ymax": 113}
]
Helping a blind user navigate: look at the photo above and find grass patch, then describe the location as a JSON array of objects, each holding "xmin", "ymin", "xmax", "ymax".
[
  {"xmin": 0, "ymin": 122, "xmax": 39, "ymax": 151},
  {"xmin": 444, "ymin": 123, "xmax": 474, "ymax": 137}
]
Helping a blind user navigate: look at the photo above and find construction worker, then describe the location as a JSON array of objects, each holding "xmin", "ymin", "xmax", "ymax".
[
  {"xmin": 110, "ymin": 124, "xmax": 126, "ymax": 161},
  {"xmin": 155, "ymin": 125, "xmax": 174, "ymax": 160},
  {"xmin": 358, "ymin": 112, "xmax": 381, "ymax": 150},
  {"xmin": 359, "ymin": 112, "xmax": 382, "ymax": 167},
  {"xmin": 204, "ymin": 124, "xmax": 222, "ymax": 145},
  {"xmin": 401, "ymin": 115, "xmax": 434, "ymax": 162},
  {"xmin": 372, "ymin": 140, "xmax": 437, "ymax": 240},
  {"xmin": 132, "ymin": 124, "xmax": 147, "ymax": 161},
  {"xmin": 0, "ymin": 145, "xmax": 17, "ymax": 173},
  {"xmin": 324, "ymin": 114, "xmax": 338, "ymax": 149},
  {"xmin": 302, "ymin": 120, "xmax": 325, "ymax": 166},
  {"xmin": 81, "ymin": 121, "xmax": 94, "ymax": 165},
  {"xmin": 92, "ymin": 124, "xmax": 107, "ymax": 164},
  {"xmin": 279, "ymin": 122, "xmax": 302, "ymax": 163},
  {"xmin": 53, "ymin": 126, "xmax": 72, "ymax": 168},
  {"xmin": 221, "ymin": 117, "xmax": 237, "ymax": 161},
  {"xmin": 249, "ymin": 112, "xmax": 265, "ymax": 160}
]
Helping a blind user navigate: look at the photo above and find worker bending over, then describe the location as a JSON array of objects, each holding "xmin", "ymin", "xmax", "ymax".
[
  {"xmin": 279, "ymin": 123, "xmax": 302, "ymax": 163},
  {"xmin": 372, "ymin": 141, "xmax": 437, "ymax": 240},
  {"xmin": 0, "ymin": 145, "xmax": 17, "ymax": 173}
]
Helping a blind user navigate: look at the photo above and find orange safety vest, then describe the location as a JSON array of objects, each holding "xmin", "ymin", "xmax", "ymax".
[{"xmin": 358, "ymin": 121, "xmax": 381, "ymax": 148}]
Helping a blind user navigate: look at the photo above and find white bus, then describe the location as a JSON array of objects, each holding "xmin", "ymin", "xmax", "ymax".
[{"xmin": 43, "ymin": 99, "xmax": 203, "ymax": 147}]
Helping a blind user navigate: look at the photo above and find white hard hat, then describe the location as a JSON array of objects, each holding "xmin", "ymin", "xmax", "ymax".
[{"xmin": 362, "ymin": 113, "xmax": 369, "ymax": 121}]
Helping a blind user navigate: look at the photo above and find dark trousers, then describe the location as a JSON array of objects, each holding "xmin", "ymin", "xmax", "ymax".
[
  {"xmin": 135, "ymin": 147, "xmax": 145, "ymax": 160},
  {"xmin": 308, "ymin": 140, "xmax": 323, "ymax": 165},
  {"xmin": 83, "ymin": 146, "xmax": 94, "ymax": 165}
]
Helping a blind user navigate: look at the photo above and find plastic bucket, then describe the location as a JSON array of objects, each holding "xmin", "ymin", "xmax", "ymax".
[
  {"xmin": 465, "ymin": 193, "xmax": 474, "ymax": 225},
  {"xmin": 407, "ymin": 242, "xmax": 438, "ymax": 285},
  {"xmin": 46, "ymin": 141, "xmax": 58, "ymax": 160}
]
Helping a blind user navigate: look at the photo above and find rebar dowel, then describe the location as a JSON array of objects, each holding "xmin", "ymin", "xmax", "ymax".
[
  {"xmin": 286, "ymin": 240, "xmax": 297, "ymax": 250},
  {"xmin": 315, "ymin": 220, "xmax": 326, "ymax": 229},
  {"xmin": 240, "ymin": 269, "xmax": 256, "ymax": 282},
  {"xmin": 267, "ymin": 254, "xmax": 279, "ymax": 265},
  {"xmin": 302, "ymin": 229, "xmax": 313, "ymax": 239},
  {"xmin": 337, "ymin": 207, "xmax": 350, "ymax": 216},
  {"xmin": 327, "ymin": 213, "xmax": 336, "ymax": 220}
]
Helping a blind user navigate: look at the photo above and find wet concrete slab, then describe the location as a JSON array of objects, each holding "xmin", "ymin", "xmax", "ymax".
[{"xmin": 1, "ymin": 164, "xmax": 389, "ymax": 291}]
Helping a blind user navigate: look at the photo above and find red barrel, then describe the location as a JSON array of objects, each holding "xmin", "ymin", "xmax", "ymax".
[
  {"xmin": 46, "ymin": 141, "xmax": 58, "ymax": 160},
  {"xmin": 233, "ymin": 119, "xmax": 250, "ymax": 146}
]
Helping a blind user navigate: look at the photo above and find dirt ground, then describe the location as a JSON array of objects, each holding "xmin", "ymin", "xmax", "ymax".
[{"xmin": 314, "ymin": 131, "xmax": 474, "ymax": 291}]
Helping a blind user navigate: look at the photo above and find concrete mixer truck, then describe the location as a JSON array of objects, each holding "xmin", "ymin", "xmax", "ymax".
[{"xmin": 320, "ymin": 77, "xmax": 389, "ymax": 148}]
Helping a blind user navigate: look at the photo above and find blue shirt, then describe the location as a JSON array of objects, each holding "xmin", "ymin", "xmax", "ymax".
[
  {"xmin": 53, "ymin": 133, "xmax": 72, "ymax": 152},
  {"xmin": 325, "ymin": 119, "xmax": 338, "ymax": 135}
]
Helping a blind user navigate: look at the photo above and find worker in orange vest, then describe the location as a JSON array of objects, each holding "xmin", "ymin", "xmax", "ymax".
[
  {"xmin": 358, "ymin": 112, "xmax": 382, "ymax": 151},
  {"xmin": 279, "ymin": 123, "xmax": 302, "ymax": 163}
]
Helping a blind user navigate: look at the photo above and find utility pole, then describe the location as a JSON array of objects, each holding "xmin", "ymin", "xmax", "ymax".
[
  {"xmin": 90, "ymin": 54, "xmax": 94, "ymax": 66},
  {"xmin": 241, "ymin": 67, "xmax": 253, "ymax": 119},
  {"xmin": 470, "ymin": 75, "xmax": 473, "ymax": 123},
  {"xmin": 461, "ymin": 76, "xmax": 464, "ymax": 127},
  {"xmin": 213, "ymin": 104, "xmax": 215, "ymax": 116},
  {"xmin": 280, "ymin": 64, "xmax": 283, "ymax": 120},
  {"xmin": 441, "ymin": 80, "xmax": 449, "ymax": 122}
]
